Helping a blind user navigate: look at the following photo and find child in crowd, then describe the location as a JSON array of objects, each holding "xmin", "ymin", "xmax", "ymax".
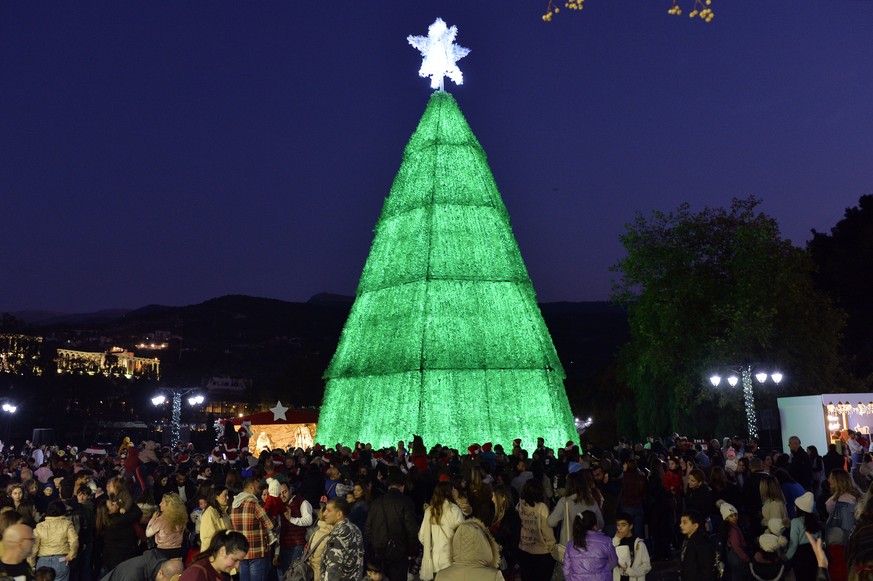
[{"xmin": 612, "ymin": 513, "xmax": 651, "ymax": 580}]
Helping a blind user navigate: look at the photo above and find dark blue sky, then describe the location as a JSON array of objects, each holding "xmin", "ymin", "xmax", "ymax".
[{"xmin": 2, "ymin": 2, "xmax": 872, "ymax": 313}]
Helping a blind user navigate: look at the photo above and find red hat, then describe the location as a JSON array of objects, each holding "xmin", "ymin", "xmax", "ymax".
[
  {"xmin": 438, "ymin": 473, "xmax": 451, "ymax": 482},
  {"xmin": 482, "ymin": 442, "xmax": 493, "ymax": 452},
  {"xmin": 467, "ymin": 444, "xmax": 480, "ymax": 455},
  {"xmin": 177, "ymin": 453, "xmax": 190, "ymax": 463},
  {"xmin": 513, "ymin": 439, "xmax": 522, "ymax": 446}
]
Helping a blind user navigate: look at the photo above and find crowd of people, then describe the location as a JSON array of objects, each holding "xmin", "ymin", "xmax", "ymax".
[{"xmin": 1, "ymin": 429, "xmax": 871, "ymax": 581}]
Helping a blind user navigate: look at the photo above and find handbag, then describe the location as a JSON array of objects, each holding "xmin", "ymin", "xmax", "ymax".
[
  {"xmin": 550, "ymin": 498, "xmax": 571, "ymax": 563},
  {"xmin": 286, "ymin": 530, "xmax": 331, "ymax": 581}
]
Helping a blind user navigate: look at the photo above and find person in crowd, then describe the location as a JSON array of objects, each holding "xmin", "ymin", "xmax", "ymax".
[
  {"xmin": 561, "ymin": 510, "xmax": 616, "ymax": 581},
  {"xmin": 549, "ymin": 470, "xmax": 604, "ymax": 548},
  {"xmin": 488, "ymin": 485, "xmax": 520, "ymax": 581},
  {"xmin": 825, "ymin": 469, "xmax": 862, "ymax": 581},
  {"xmin": 823, "ymin": 444, "xmax": 845, "ymax": 479},
  {"xmin": 0, "ymin": 523, "xmax": 38, "ymax": 580},
  {"xmin": 308, "ymin": 505, "xmax": 335, "ymax": 581},
  {"xmin": 787, "ymin": 492, "xmax": 822, "ymax": 581},
  {"xmin": 229, "ymin": 477, "xmax": 275, "ymax": 581},
  {"xmin": 96, "ymin": 492, "xmax": 143, "ymax": 575},
  {"xmin": 32, "ymin": 500, "xmax": 79, "ymax": 581},
  {"xmin": 618, "ymin": 459, "xmax": 646, "ymax": 541},
  {"xmin": 788, "ymin": 436, "xmax": 814, "ymax": 492},
  {"xmin": 515, "ymin": 477, "xmax": 555, "ymax": 581},
  {"xmin": 319, "ymin": 497, "xmax": 364, "ymax": 581},
  {"xmin": 198, "ymin": 487, "xmax": 231, "ymax": 558},
  {"xmin": 773, "ymin": 469, "xmax": 806, "ymax": 519},
  {"xmin": 365, "ymin": 469, "xmax": 419, "ymax": 581},
  {"xmin": 612, "ymin": 512, "xmax": 651, "ymax": 581},
  {"xmin": 419, "ymin": 480, "xmax": 465, "ymax": 581},
  {"xmin": 10, "ymin": 483, "xmax": 37, "ymax": 527},
  {"xmin": 99, "ymin": 549, "xmax": 183, "ymax": 581},
  {"xmin": 277, "ymin": 480, "xmax": 314, "ymax": 579},
  {"xmin": 679, "ymin": 510, "xmax": 715, "ymax": 581},
  {"xmin": 145, "ymin": 493, "xmax": 187, "ymax": 561},
  {"xmin": 345, "ymin": 482, "xmax": 369, "ymax": 548},
  {"xmin": 428, "ymin": 518, "xmax": 503, "ymax": 581},
  {"xmin": 750, "ymin": 532, "xmax": 788, "ymax": 581},
  {"xmin": 684, "ymin": 469, "xmax": 715, "ymax": 529},
  {"xmin": 808, "ymin": 446, "xmax": 826, "ymax": 496},
  {"xmin": 179, "ymin": 531, "xmax": 249, "ymax": 581},
  {"xmin": 718, "ymin": 501, "xmax": 750, "ymax": 581},
  {"xmin": 760, "ymin": 475, "xmax": 790, "ymax": 530}
]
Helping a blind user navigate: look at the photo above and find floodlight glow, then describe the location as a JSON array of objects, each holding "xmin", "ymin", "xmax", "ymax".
[
  {"xmin": 755, "ymin": 372, "xmax": 767, "ymax": 383},
  {"xmin": 710, "ymin": 375, "xmax": 721, "ymax": 387},
  {"xmin": 727, "ymin": 376, "xmax": 739, "ymax": 387},
  {"xmin": 188, "ymin": 395, "xmax": 204, "ymax": 405},
  {"xmin": 771, "ymin": 372, "xmax": 783, "ymax": 384},
  {"xmin": 408, "ymin": 18, "xmax": 470, "ymax": 90},
  {"xmin": 151, "ymin": 395, "xmax": 166, "ymax": 406},
  {"xmin": 2, "ymin": 404, "xmax": 16, "ymax": 413}
]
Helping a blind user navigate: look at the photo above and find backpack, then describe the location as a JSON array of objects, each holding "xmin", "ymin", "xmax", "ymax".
[{"xmin": 285, "ymin": 530, "xmax": 331, "ymax": 581}]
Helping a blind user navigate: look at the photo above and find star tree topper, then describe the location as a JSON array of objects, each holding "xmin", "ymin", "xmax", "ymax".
[
  {"xmin": 407, "ymin": 18, "xmax": 470, "ymax": 91},
  {"xmin": 270, "ymin": 401, "xmax": 289, "ymax": 422}
]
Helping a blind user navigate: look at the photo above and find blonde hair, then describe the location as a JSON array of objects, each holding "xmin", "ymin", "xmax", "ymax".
[
  {"xmin": 160, "ymin": 493, "xmax": 189, "ymax": 530},
  {"xmin": 830, "ymin": 470, "xmax": 862, "ymax": 501},
  {"xmin": 759, "ymin": 475, "xmax": 786, "ymax": 503}
]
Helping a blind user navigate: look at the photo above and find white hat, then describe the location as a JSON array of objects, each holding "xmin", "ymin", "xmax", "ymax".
[
  {"xmin": 718, "ymin": 500, "xmax": 738, "ymax": 520},
  {"xmin": 795, "ymin": 491, "xmax": 815, "ymax": 514},
  {"xmin": 767, "ymin": 518, "xmax": 785, "ymax": 535},
  {"xmin": 759, "ymin": 533, "xmax": 780, "ymax": 553}
]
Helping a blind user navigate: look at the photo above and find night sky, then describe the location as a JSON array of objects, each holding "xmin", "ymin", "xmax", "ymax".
[{"xmin": 2, "ymin": 2, "xmax": 872, "ymax": 313}]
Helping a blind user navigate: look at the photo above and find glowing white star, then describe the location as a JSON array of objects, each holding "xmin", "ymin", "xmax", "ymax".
[
  {"xmin": 407, "ymin": 18, "xmax": 470, "ymax": 91},
  {"xmin": 270, "ymin": 401, "xmax": 289, "ymax": 422}
]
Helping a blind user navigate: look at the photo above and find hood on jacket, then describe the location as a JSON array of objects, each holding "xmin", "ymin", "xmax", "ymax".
[
  {"xmin": 450, "ymin": 518, "xmax": 500, "ymax": 569},
  {"xmin": 231, "ymin": 491, "xmax": 258, "ymax": 510}
]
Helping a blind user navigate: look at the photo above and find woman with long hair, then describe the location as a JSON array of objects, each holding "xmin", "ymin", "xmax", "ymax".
[
  {"xmin": 786, "ymin": 492, "xmax": 822, "ymax": 581},
  {"xmin": 825, "ymin": 469, "xmax": 862, "ymax": 581},
  {"xmin": 419, "ymin": 481, "xmax": 465, "ymax": 581},
  {"xmin": 516, "ymin": 477, "xmax": 556, "ymax": 581},
  {"xmin": 548, "ymin": 471, "xmax": 604, "ymax": 547},
  {"xmin": 179, "ymin": 530, "xmax": 249, "ymax": 581},
  {"xmin": 759, "ymin": 474, "xmax": 790, "ymax": 530},
  {"xmin": 8, "ymin": 483, "xmax": 36, "ymax": 527},
  {"xmin": 146, "ymin": 492, "xmax": 188, "ymax": 559},
  {"xmin": 199, "ymin": 486, "xmax": 231, "ymax": 555},
  {"xmin": 489, "ymin": 486, "xmax": 520, "ymax": 580},
  {"xmin": 96, "ymin": 491, "xmax": 143, "ymax": 575},
  {"xmin": 562, "ymin": 510, "xmax": 617, "ymax": 581}
]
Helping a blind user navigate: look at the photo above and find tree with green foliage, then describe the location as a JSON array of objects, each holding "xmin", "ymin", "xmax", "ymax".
[
  {"xmin": 611, "ymin": 196, "xmax": 848, "ymax": 437},
  {"xmin": 809, "ymin": 195, "xmax": 873, "ymax": 382}
]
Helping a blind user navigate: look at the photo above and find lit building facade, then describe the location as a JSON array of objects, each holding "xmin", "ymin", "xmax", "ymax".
[{"xmin": 56, "ymin": 347, "xmax": 160, "ymax": 379}]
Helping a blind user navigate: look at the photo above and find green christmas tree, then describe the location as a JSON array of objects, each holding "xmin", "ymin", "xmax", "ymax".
[{"xmin": 317, "ymin": 91, "xmax": 576, "ymax": 450}]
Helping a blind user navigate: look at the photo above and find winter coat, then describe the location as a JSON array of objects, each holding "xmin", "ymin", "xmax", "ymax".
[
  {"xmin": 612, "ymin": 536, "xmax": 651, "ymax": 581},
  {"xmin": 320, "ymin": 518, "xmax": 364, "ymax": 581},
  {"xmin": 562, "ymin": 531, "xmax": 618, "ymax": 581},
  {"xmin": 198, "ymin": 505, "xmax": 230, "ymax": 552},
  {"xmin": 101, "ymin": 503, "xmax": 144, "ymax": 572},
  {"xmin": 418, "ymin": 500, "xmax": 465, "ymax": 580},
  {"xmin": 33, "ymin": 515, "xmax": 79, "ymax": 562},
  {"xmin": 309, "ymin": 520, "xmax": 335, "ymax": 581},
  {"xmin": 436, "ymin": 518, "xmax": 503, "ymax": 581},
  {"xmin": 365, "ymin": 488, "xmax": 420, "ymax": 559}
]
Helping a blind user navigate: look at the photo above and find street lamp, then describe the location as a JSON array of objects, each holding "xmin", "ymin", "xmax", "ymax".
[
  {"xmin": 709, "ymin": 365, "xmax": 783, "ymax": 439},
  {"xmin": 1, "ymin": 400, "xmax": 17, "ymax": 444},
  {"xmin": 152, "ymin": 388, "xmax": 206, "ymax": 448}
]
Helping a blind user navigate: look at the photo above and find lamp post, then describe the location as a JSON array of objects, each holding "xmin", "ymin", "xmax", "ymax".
[
  {"xmin": 1, "ymin": 400, "xmax": 16, "ymax": 445},
  {"xmin": 709, "ymin": 365, "xmax": 782, "ymax": 439},
  {"xmin": 152, "ymin": 388, "xmax": 205, "ymax": 448}
]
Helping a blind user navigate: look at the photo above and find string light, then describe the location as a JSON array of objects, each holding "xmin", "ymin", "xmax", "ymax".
[{"xmin": 317, "ymin": 92, "xmax": 576, "ymax": 450}]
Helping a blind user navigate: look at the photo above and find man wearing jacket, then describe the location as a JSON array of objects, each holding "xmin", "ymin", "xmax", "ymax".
[
  {"xmin": 679, "ymin": 510, "xmax": 715, "ymax": 581},
  {"xmin": 365, "ymin": 469, "xmax": 420, "ymax": 581},
  {"xmin": 230, "ymin": 478, "xmax": 275, "ymax": 581}
]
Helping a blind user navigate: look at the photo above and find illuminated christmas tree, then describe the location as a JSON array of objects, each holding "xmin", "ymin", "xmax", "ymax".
[{"xmin": 316, "ymin": 20, "xmax": 576, "ymax": 450}]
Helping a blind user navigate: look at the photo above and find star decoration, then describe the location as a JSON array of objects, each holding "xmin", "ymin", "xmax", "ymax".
[
  {"xmin": 407, "ymin": 18, "xmax": 470, "ymax": 91},
  {"xmin": 270, "ymin": 401, "xmax": 289, "ymax": 422}
]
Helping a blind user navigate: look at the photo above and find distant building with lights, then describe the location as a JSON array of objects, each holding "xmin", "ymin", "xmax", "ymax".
[
  {"xmin": 56, "ymin": 346, "xmax": 160, "ymax": 379},
  {"xmin": 0, "ymin": 334, "xmax": 43, "ymax": 375}
]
